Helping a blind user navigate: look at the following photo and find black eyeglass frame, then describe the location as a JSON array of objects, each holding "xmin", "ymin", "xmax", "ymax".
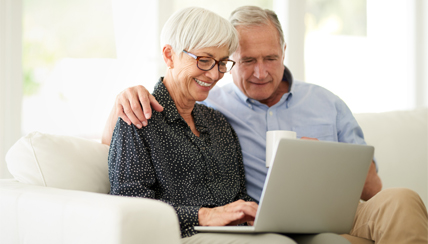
[{"xmin": 182, "ymin": 50, "xmax": 236, "ymax": 73}]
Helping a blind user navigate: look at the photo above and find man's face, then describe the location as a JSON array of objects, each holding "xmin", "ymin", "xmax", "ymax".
[{"xmin": 231, "ymin": 23, "xmax": 286, "ymax": 106}]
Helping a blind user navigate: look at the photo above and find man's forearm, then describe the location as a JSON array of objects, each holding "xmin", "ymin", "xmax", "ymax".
[{"xmin": 360, "ymin": 161, "xmax": 382, "ymax": 201}]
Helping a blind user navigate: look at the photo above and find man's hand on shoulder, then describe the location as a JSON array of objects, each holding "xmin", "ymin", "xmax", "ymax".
[
  {"xmin": 101, "ymin": 85, "xmax": 163, "ymax": 146},
  {"xmin": 116, "ymin": 85, "xmax": 163, "ymax": 128}
]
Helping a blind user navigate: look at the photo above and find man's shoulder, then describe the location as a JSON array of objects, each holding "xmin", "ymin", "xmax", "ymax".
[
  {"xmin": 293, "ymin": 80, "xmax": 330, "ymax": 92},
  {"xmin": 195, "ymin": 102, "xmax": 228, "ymax": 122},
  {"xmin": 208, "ymin": 82, "xmax": 235, "ymax": 97},
  {"xmin": 203, "ymin": 83, "xmax": 239, "ymax": 108},
  {"xmin": 293, "ymin": 80, "xmax": 341, "ymax": 100}
]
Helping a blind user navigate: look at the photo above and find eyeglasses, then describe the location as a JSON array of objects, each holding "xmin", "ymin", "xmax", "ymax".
[{"xmin": 182, "ymin": 50, "xmax": 236, "ymax": 73}]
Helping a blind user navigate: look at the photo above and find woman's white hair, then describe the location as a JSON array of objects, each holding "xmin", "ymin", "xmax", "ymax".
[{"xmin": 161, "ymin": 7, "xmax": 239, "ymax": 57}]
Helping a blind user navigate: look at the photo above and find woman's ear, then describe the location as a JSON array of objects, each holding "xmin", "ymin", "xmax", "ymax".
[{"xmin": 162, "ymin": 45, "xmax": 174, "ymax": 69}]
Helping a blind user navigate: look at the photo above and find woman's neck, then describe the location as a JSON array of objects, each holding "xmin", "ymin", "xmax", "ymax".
[
  {"xmin": 163, "ymin": 74, "xmax": 200, "ymax": 137},
  {"xmin": 163, "ymin": 74, "xmax": 194, "ymax": 116}
]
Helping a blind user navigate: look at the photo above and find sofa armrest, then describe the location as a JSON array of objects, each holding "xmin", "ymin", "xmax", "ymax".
[{"xmin": 0, "ymin": 180, "xmax": 181, "ymax": 244}]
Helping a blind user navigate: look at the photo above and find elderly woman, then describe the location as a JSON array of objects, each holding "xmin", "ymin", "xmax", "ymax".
[{"xmin": 108, "ymin": 7, "xmax": 296, "ymax": 243}]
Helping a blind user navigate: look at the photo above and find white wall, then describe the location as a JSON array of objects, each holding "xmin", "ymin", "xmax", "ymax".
[{"xmin": 0, "ymin": 0, "xmax": 22, "ymax": 178}]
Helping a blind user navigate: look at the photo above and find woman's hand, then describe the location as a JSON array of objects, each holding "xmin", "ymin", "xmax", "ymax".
[
  {"xmin": 115, "ymin": 85, "xmax": 163, "ymax": 128},
  {"xmin": 198, "ymin": 200, "xmax": 258, "ymax": 226}
]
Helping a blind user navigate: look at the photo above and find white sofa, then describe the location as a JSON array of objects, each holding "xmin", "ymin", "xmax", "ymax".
[
  {"xmin": 354, "ymin": 108, "xmax": 427, "ymax": 207},
  {"xmin": 0, "ymin": 108, "xmax": 427, "ymax": 244}
]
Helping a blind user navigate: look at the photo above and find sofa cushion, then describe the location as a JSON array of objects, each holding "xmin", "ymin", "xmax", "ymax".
[
  {"xmin": 6, "ymin": 131, "xmax": 110, "ymax": 194},
  {"xmin": 354, "ymin": 108, "xmax": 427, "ymax": 205}
]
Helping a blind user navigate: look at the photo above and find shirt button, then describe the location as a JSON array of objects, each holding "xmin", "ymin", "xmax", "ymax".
[
  {"xmin": 269, "ymin": 111, "xmax": 273, "ymax": 116},
  {"xmin": 209, "ymin": 172, "xmax": 213, "ymax": 177}
]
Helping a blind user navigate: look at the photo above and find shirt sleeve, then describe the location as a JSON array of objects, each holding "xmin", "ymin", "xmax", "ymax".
[
  {"xmin": 335, "ymin": 99, "xmax": 378, "ymax": 171},
  {"xmin": 229, "ymin": 123, "xmax": 257, "ymax": 203},
  {"xmin": 161, "ymin": 201, "xmax": 201, "ymax": 237},
  {"xmin": 336, "ymin": 99, "xmax": 365, "ymax": 144},
  {"xmin": 108, "ymin": 118, "xmax": 157, "ymax": 198}
]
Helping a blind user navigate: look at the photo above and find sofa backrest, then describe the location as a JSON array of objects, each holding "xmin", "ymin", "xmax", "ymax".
[
  {"xmin": 6, "ymin": 109, "xmax": 427, "ymax": 204},
  {"xmin": 354, "ymin": 108, "xmax": 427, "ymax": 205},
  {"xmin": 6, "ymin": 131, "xmax": 110, "ymax": 194}
]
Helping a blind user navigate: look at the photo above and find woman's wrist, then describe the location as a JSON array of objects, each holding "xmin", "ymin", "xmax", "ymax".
[{"xmin": 198, "ymin": 207, "xmax": 210, "ymax": 226}]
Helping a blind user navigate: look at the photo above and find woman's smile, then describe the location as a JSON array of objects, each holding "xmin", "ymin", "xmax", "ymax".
[{"xmin": 195, "ymin": 78, "xmax": 212, "ymax": 87}]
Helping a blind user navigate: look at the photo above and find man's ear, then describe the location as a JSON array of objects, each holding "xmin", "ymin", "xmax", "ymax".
[
  {"xmin": 282, "ymin": 44, "xmax": 287, "ymax": 61},
  {"xmin": 162, "ymin": 45, "xmax": 174, "ymax": 69}
]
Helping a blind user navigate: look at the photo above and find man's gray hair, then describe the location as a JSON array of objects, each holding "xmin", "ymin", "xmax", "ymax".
[
  {"xmin": 161, "ymin": 7, "xmax": 239, "ymax": 57},
  {"xmin": 229, "ymin": 6, "xmax": 285, "ymax": 50}
]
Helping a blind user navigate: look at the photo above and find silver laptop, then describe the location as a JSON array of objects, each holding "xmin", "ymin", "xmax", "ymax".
[{"xmin": 194, "ymin": 138, "xmax": 374, "ymax": 234}]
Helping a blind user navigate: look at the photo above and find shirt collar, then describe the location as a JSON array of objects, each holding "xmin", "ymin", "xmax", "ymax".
[
  {"xmin": 152, "ymin": 78, "xmax": 208, "ymax": 131},
  {"xmin": 283, "ymin": 65, "xmax": 294, "ymax": 93},
  {"xmin": 232, "ymin": 65, "xmax": 295, "ymax": 105}
]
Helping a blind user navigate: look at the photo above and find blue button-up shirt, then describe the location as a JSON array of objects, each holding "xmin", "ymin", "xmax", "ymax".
[{"xmin": 202, "ymin": 66, "xmax": 371, "ymax": 201}]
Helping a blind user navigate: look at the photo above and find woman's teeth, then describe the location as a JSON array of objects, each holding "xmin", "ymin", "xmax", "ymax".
[{"xmin": 195, "ymin": 78, "xmax": 211, "ymax": 87}]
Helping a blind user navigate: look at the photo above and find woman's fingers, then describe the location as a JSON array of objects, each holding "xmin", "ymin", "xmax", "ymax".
[
  {"xmin": 198, "ymin": 200, "xmax": 258, "ymax": 226},
  {"xmin": 225, "ymin": 201, "xmax": 257, "ymax": 225}
]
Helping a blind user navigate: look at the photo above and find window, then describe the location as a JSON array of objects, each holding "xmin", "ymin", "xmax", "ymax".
[
  {"xmin": 20, "ymin": 0, "xmax": 428, "ymax": 142},
  {"xmin": 23, "ymin": 0, "xmax": 117, "ymax": 139},
  {"xmin": 304, "ymin": 0, "xmax": 422, "ymax": 113},
  {"xmin": 21, "ymin": 0, "xmax": 274, "ymax": 140}
]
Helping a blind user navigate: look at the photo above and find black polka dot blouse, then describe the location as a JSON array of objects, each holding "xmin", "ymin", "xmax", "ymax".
[{"xmin": 108, "ymin": 78, "xmax": 254, "ymax": 238}]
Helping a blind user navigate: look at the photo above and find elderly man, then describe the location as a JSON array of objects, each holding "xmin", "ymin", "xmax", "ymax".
[{"xmin": 102, "ymin": 6, "xmax": 427, "ymax": 244}]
